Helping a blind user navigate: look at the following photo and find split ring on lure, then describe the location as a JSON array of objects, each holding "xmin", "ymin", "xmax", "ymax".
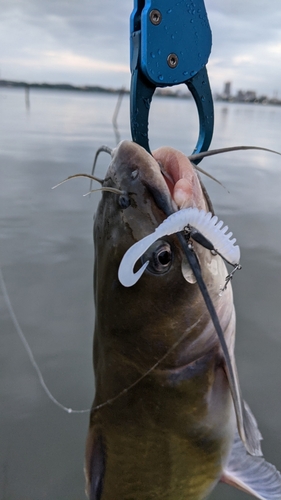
[{"xmin": 118, "ymin": 208, "xmax": 240, "ymax": 287}]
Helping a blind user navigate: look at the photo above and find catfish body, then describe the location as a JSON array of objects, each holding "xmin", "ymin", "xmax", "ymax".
[{"xmin": 85, "ymin": 141, "xmax": 281, "ymax": 500}]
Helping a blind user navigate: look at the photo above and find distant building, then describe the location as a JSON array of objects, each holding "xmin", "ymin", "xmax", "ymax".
[
  {"xmin": 236, "ymin": 90, "xmax": 257, "ymax": 102},
  {"xmin": 218, "ymin": 86, "xmax": 258, "ymax": 103},
  {"xmin": 223, "ymin": 81, "xmax": 231, "ymax": 98},
  {"xmin": 215, "ymin": 81, "xmax": 233, "ymax": 101}
]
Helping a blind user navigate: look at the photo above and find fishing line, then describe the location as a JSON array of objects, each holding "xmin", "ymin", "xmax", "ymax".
[
  {"xmin": 91, "ymin": 317, "xmax": 202, "ymax": 413},
  {"xmin": 0, "ymin": 267, "xmax": 203, "ymax": 416},
  {"xmin": 0, "ymin": 268, "xmax": 91, "ymax": 414}
]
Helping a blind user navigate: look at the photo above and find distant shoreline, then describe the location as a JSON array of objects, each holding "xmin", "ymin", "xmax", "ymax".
[
  {"xmin": 1, "ymin": 79, "xmax": 280, "ymax": 106},
  {"xmin": 0, "ymin": 79, "xmax": 189, "ymax": 99},
  {"xmin": 0, "ymin": 79, "xmax": 129, "ymax": 95}
]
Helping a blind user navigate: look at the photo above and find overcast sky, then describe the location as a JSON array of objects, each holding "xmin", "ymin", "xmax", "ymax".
[{"xmin": 1, "ymin": 0, "xmax": 281, "ymax": 97}]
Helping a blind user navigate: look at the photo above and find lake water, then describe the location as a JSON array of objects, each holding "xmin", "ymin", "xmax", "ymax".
[{"xmin": 0, "ymin": 87, "xmax": 281, "ymax": 499}]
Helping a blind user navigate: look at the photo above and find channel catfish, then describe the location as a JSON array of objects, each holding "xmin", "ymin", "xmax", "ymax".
[{"xmin": 85, "ymin": 140, "xmax": 281, "ymax": 500}]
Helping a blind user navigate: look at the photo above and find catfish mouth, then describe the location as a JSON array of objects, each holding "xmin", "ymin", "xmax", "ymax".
[{"xmin": 152, "ymin": 146, "xmax": 213, "ymax": 214}]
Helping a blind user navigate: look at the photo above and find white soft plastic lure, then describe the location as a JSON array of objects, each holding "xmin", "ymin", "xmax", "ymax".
[{"xmin": 118, "ymin": 208, "xmax": 240, "ymax": 287}]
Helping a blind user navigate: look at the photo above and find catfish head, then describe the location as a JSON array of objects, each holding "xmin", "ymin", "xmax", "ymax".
[{"xmin": 92, "ymin": 140, "xmax": 233, "ymax": 377}]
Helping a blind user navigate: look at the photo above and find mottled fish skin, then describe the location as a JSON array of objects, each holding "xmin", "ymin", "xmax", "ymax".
[{"xmin": 84, "ymin": 141, "xmax": 258, "ymax": 499}]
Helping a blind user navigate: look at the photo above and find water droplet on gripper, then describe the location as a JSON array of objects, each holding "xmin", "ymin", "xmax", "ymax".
[
  {"xmin": 158, "ymin": 74, "xmax": 164, "ymax": 81},
  {"xmin": 167, "ymin": 8, "xmax": 172, "ymax": 13},
  {"xmin": 151, "ymin": 52, "xmax": 156, "ymax": 58}
]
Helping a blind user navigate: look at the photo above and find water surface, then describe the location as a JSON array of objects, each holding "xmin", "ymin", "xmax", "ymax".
[{"xmin": 0, "ymin": 88, "xmax": 281, "ymax": 499}]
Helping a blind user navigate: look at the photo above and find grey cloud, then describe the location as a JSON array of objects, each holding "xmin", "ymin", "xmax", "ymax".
[
  {"xmin": 1, "ymin": 0, "xmax": 132, "ymax": 62},
  {"xmin": 207, "ymin": 0, "xmax": 280, "ymax": 22},
  {"xmin": 0, "ymin": 0, "xmax": 280, "ymax": 94}
]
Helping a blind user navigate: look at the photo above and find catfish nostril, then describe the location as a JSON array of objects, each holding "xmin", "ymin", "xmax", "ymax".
[
  {"xmin": 118, "ymin": 194, "xmax": 131, "ymax": 209},
  {"xmin": 131, "ymin": 169, "xmax": 139, "ymax": 180}
]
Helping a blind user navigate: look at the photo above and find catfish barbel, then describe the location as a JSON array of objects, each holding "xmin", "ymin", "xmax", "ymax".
[{"xmin": 85, "ymin": 141, "xmax": 281, "ymax": 500}]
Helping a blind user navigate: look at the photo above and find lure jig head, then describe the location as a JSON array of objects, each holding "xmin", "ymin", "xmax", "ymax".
[{"xmin": 118, "ymin": 208, "xmax": 240, "ymax": 287}]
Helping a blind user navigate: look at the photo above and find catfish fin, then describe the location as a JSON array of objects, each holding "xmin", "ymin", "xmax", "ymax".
[
  {"xmin": 85, "ymin": 428, "xmax": 106, "ymax": 500},
  {"xmin": 224, "ymin": 353, "xmax": 262, "ymax": 456},
  {"xmin": 221, "ymin": 431, "xmax": 281, "ymax": 500},
  {"xmin": 242, "ymin": 400, "xmax": 263, "ymax": 456}
]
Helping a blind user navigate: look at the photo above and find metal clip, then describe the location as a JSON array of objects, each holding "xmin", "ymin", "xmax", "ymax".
[{"xmin": 130, "ymin": 0, "xmax": 214, "ymax": 162}]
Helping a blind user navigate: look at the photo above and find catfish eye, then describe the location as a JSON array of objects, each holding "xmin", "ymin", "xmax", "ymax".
[
  {"xmin": 118, "ymin": 194, "xmax": 130, "ymax": 209},
  {"xmin": 142, "ymin": 240, "xmax": 173, "ymax": 275}
]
